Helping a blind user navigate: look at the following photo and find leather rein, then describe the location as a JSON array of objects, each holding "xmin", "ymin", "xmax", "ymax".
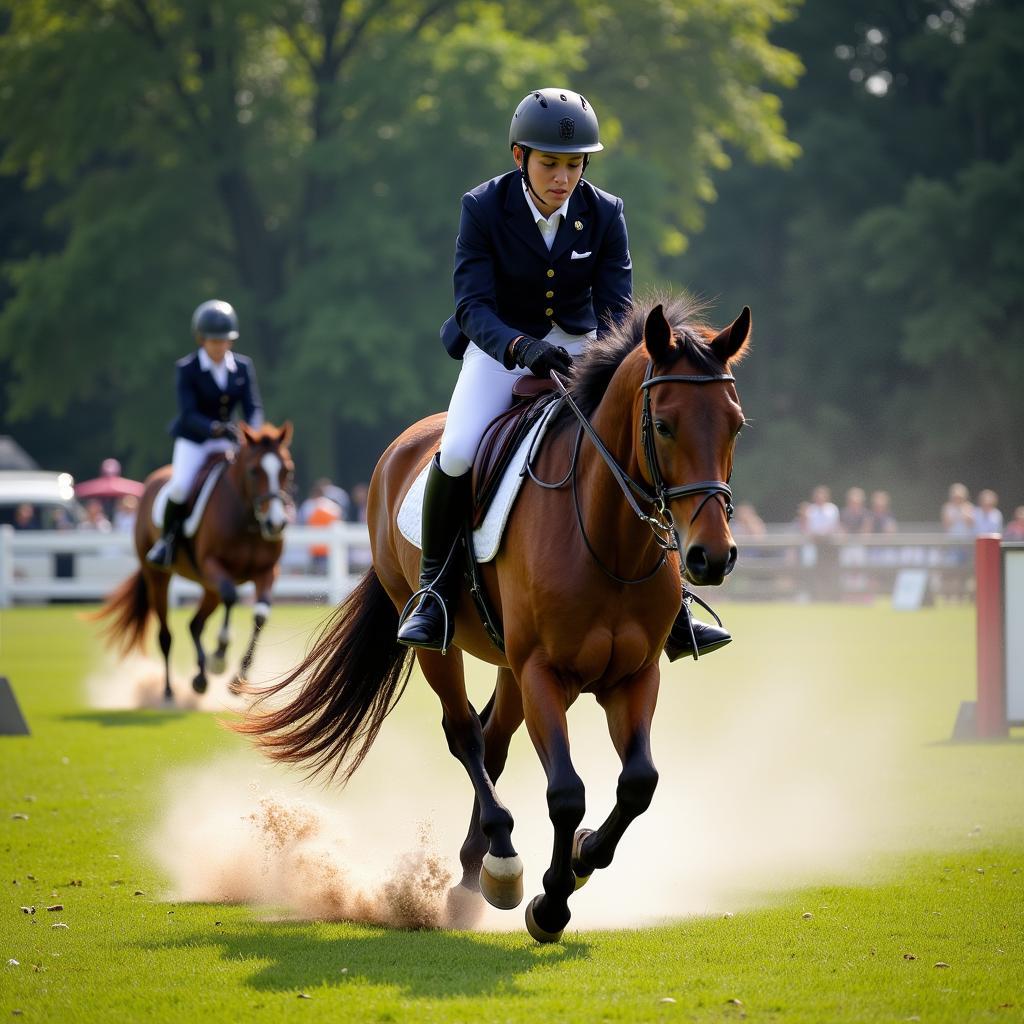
[{"xmin": 526, "ymin": 363, "xmax": 735, "ymax": 585}]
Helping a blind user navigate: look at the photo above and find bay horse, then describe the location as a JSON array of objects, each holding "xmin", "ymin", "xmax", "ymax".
[
  {"xmin": 238, "ymin": 296, "xmax": 748, "ymax": 941},
  {"xmin": 96, "ymin": 422, "xmax": 294, "ymax": 703}
]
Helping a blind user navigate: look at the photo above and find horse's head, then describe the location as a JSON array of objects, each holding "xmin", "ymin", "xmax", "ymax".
[
  {"xmin": 640, "ymin": 303, "xmax": 750, "ymax": 586},
  {"xmin": 236, "ymin": 421, "xmax": 295, "ymax": 540}
]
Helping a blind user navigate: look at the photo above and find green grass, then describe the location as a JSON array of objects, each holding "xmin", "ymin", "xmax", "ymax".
[{"xmin": 1, "ymin": 603, "xmax": 1022, "ymax": 1023}]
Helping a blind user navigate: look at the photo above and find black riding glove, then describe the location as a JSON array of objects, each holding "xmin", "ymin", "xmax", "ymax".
[
  {"xmin": 513, "ymin": 336, "xmax": 573, "ymax": 378},
  {"xmin": 211, "ymin": 421, "xmax": 242, "ymax": 444}
]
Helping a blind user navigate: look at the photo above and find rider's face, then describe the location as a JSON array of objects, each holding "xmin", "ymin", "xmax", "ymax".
[
  {"xmin": 515, "ymin": 147, "xmax": 585, "ymax": 217},
  {"xmin": 200, "ymin": 336, "xmax": 233, "ymax": 363}
]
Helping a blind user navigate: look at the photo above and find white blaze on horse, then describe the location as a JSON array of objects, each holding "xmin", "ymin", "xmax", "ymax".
[{"xmin": 94, "ymin": 422, "xmax": 294, "ymax": 703}]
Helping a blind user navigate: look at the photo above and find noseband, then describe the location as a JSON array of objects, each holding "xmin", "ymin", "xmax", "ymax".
[
  {"xmin": 234, "ymin": 448, "xmax": 293, "ymax": 539},
  {"xmin": 533, "ymin": 363, "xmax": 735, "ymax": 585}
]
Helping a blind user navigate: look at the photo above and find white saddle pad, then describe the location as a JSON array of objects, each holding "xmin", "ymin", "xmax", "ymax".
[
  {"xmin": 152, "ymin": 462, "xmax": 227, "ymax": 538},
  {"xmin": 397, "ymin": 401, "xmax": 559, "ymax": 562}
]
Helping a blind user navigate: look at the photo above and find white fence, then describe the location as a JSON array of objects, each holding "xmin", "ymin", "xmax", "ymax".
[{"xmin": 0, "ymin": 523, "xmax": 372, "ymax": 607}]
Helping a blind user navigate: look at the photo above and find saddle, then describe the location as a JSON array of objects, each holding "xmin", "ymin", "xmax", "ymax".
[{"xmin": 471, "ymin": 376, "xmax": 558, "ymax": 528}]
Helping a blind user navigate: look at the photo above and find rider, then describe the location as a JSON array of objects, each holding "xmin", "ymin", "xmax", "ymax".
[
  {"xmin": 396, "ymin": 88, "xmax": 730, "ymax": 661},
  {"xmin": 145, "ymin": 300, "xmax": 264, "ymax": 568}
]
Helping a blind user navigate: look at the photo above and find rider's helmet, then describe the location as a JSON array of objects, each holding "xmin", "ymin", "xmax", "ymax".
[
  {"xmin": 191, "ymin": 300, "xmax": 239, "ymax": 341},
  {"xmin": 508, "ymin": 88, "xmax": 603, "ymax": 155}
]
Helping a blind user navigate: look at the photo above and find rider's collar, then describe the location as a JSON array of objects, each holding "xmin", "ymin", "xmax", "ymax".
[{"xmin": 198, "ymin": 348, "xmax": 237, "ymax": 374}]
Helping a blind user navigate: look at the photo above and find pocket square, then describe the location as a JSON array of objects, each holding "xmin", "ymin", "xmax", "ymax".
[{"xmin": 570, "ymin": 250, "xmax": 592, "ymax": 260}]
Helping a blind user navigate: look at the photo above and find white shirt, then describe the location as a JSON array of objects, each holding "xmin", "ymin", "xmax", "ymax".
[
  {"xmin": 805, "ymin": 501, "xmax": 840, "ymax": 536},
  {"xmin": 197, "ymin": 347, "xmax": 237, "ymax": 391},
  {"xmin": 523, "ymin": 181, "xmax": 570, "ymax": 251}
]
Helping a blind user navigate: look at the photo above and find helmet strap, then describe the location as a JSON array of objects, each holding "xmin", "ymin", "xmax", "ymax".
[{"xmin": 517, "ymin": 146, "xmax": 547, "ymax": 207}]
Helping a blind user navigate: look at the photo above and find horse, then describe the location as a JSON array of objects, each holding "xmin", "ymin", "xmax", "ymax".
[
  {"xmin": 95, "ymin": 421, "xmax": 294, "ymax": 703},
  {"xmin": 237, "ymin": 295, "xmax": 749, "ymax": 941}
]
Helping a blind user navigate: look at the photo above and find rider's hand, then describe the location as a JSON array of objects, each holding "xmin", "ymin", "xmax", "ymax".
[
  {"xmin": 513, "ymin": 336, "xmax": 573, "ymax": 378},
  {"xmin": 211, "ymin": 421, "xmax": 242, "ymax": 444}
]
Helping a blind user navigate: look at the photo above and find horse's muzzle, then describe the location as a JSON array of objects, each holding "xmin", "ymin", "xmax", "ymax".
[{"xmin": 683, "ymin": 542, "xmax": 737, "ymax": 587}]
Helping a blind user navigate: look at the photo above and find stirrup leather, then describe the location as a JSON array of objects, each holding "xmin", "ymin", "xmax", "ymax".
[{"xmin": 674, "ymin": 590, "xmax": 726, "ymax": 662}]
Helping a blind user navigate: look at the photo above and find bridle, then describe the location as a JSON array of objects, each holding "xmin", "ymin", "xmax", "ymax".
[
  {"xmin": 528, "ymin": 362, "xmax": 735, "ymax": 585},
  {"xmin": 232, "ymin": 446, "xmax": 294, "ymax": 540}
]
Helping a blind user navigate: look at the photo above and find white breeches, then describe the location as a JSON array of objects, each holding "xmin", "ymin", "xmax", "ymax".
[
  {"xmin": 167, "ymin": 437, "xmax": 236, "ymax": 503},
  {"xmin": 438, "ymin": 329, "xmax": 592, "ymax": 477}
]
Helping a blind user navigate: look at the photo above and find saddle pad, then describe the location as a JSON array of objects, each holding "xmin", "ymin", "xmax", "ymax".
[
  {"xmin": 152, "ymin": 462, "xmax": 227, "ymax": 538},
  {"xmin": 397, "ymin": 401, "xmax": 559, "ymax": 563}
]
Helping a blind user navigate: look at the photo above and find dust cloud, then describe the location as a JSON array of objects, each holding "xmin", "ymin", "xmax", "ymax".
[{"xmin": 149, "ymin": 654, "xmax": 920, "ymax": 932}]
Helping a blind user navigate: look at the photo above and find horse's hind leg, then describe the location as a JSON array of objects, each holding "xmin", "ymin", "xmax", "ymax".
[
  {"xmin": 143, "ymin": 567, "xmax": 174, "ymax": 704},
  {"xmin": 416, "ymin": 649, "xmax": 522, "ymax": 911},
  {"xmin": 571, "ymin": 666, "xmax": 660, "ymax": 887},
  {"xmin": 201, "ymin": 556, "xmax": 236, "ymax": 674},
  {"xmin": 188, "ymin": 588, "xmax": 220, "ymax": 695},
  {"xmin": 455, "ymin": 668, "xmax": 524, "ymax": 900}
]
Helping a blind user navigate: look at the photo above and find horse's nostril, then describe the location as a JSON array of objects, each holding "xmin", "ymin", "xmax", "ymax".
[
  {"xmin": 726, "ymin": 545, "xmax": 738, "ymax": 574},
  {"xmin": 685, "ymin": 545, "xmax": 710, "ymax": 580}
]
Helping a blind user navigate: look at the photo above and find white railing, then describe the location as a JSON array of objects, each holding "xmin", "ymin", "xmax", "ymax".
[
  {"xmin": 0, "ymin": 524, "xmax": 979, "ymax": 607},
  {"xmin": 0, "ymin": 523, "xmax": 372, "ymax": 607}
]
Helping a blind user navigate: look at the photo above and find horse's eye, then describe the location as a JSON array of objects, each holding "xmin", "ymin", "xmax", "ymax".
[{"xmin": 654, "ymin": 419, "xmax": 672, "ymax": 438}]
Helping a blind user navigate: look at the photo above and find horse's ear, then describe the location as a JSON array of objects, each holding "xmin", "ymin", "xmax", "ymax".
[
  {"xmin": 277, "ymin": 420, "xmax": 294, "ymax": 447},
  {"xmin": 710, "ymin": 306, "xmax": 751, "ymax": 364},
  {"xmin": 643, "ymin": 304, "xmax": 675, "ymax": 363},
  {"xmin": 239, "ymin": 422, "xmax": 257, "ymax": 445}
]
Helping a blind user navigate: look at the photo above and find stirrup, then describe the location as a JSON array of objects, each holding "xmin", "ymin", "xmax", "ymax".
[
  {"xmin": 397, "ymin": 585, "xmax": 454, "ymax": 654},
  {"xmin": 668, "ymin": 590, "xmax": 729, "ymax": 662},
  {"xmin": 145, "ymin": 537, "xmax": 176, "ymax": 570}
]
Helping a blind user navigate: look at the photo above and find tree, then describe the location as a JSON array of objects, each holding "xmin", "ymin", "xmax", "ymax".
[{"xmin": 0, "ymin": 0, "xmax": 799, "ymax": 487}]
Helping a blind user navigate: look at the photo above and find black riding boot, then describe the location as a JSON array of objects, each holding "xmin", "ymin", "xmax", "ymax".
[
  {"xmin": 396, "ymin": 455, "xmax": 470, "ymax": 653},
  {"xmin": 665, "ymin": 590, "xmax": 732, "ymax": 662},
  {"xmin": 146, "ymin": 499, "xmax": 186, "ymax": 570}
]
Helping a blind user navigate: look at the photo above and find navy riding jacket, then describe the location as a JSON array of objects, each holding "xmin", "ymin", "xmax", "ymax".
[
  {"xmin": 168, "ymin": 351, "xmax": 263, "ymax": 442},
  {"xmin": 440, "ymin": 171, "xmax": 632, "ymax": 363}
]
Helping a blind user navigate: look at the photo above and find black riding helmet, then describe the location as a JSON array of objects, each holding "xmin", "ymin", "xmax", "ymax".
[
  {"xmin": 509, "ymin": 89, "xmax": 602, "ymax": 205},
  {"xmin": 191, "ymin": 299, "xmax": 239, "ymax": 341}
]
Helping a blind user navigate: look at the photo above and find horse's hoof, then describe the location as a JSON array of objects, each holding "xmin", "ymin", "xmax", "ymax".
[
  {"xmin": 445, "ymin": 883, "xmax": 485, "ymax": 930},
  {"xmin": 525, "ymin": 895, "xmax": 564, "ymax": 944},
  {"xmin": 572, "ymin": 828, "xmax": 594, "ymax": 890},
  {"xmin": 208, "ymin": 652, "xmax": 227, "ymax": 675},
  {"xmin": 479, "ymin": 853, "xmax": 524, "ymax": 910},
  {"xmin": 191, "ymin": 672, "xmax": 208, "ymax": 695}
]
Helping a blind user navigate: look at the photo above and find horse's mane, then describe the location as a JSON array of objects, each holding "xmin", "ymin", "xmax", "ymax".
[{"xmin": 566, "ymin": 291, "xmax": 725, "ymax": 419}]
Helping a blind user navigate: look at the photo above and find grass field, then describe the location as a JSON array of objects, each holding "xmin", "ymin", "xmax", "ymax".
[{"xmin": 1, "ymin": 602, "xmax": 1022, "ymax": 1023}]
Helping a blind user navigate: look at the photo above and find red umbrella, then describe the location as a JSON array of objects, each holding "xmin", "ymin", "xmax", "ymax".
[{"xmin": 74, "ymin": 476, "xmax": 144, "ymax": 499}]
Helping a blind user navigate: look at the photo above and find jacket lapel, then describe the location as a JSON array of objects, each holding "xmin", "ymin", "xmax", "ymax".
[
  {"xmin": 504, "ymin": 178, "xmax": 553, "ymax": 261},
  {"xmin": 549, "ymin": 188, "xmax": 592, "ymax": 263}
]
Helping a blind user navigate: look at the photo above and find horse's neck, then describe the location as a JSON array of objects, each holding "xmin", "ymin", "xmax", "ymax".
[{"xmin": 578, "ymin": 356, "xmax": 664, "ymax": 573}]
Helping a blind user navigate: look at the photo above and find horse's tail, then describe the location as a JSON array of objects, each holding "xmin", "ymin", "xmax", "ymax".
[
  {"xmin": 89, "ymin": 570, "xmax": 151, "ymax": 654},
  {"xmin": 234, "ymin": 567, "xmax": 414, "ymax": 784}
]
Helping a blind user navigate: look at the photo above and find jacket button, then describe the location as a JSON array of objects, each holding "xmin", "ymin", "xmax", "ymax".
[
  {"xmin": 546, "ymin": 269, "xmax": 555, "ymax": 278},
  {"xmin": 544, "ymin": 307, "xmax": 554, "ymax": 317},
  {"xmin": 545, "ymin": 290, "xmax": 554, "ymax": 298}
]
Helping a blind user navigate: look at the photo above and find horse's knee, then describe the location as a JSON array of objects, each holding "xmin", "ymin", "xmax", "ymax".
[
  {"xmin": 442, "ymin": 710, "xmax": 483, "ymax": 762},
  {"xmin": 617, "ymin": 760, "xmax": 659, "ymax": 816},
  {"xmin": 546, "ymin": 775, "xmax": 586, "ymax": 831},
  {"xmin": 218, "ymin": 580, "xmax": 237, "ymax": 606}
]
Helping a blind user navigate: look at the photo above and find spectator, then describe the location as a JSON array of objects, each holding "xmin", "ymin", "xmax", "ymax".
[
  {"xmin": 113, "ymin": 495, "xmax": 138, "ymax": 533},
  {"xmin": 941, "ymin": 482, "xmax": 974, "ymax": 535},
  {"xmin": 350, "ymin": 481, "xmax": 369, "ymax": 524},
  {"xmin": 731, "ymin": 501, "xmax": 766, "ymax": 538},
  {"xmin": 1004, "ymin": 506, "xmax": 1024, "ymax": 541},
  {"xmin": 973, "ymin": 489, "xmax": 1003, "ymax": 534},
  {"xmin": 301, "ymin": 481, "xmax": 342, "ymax": 573},
  {"xmin": 80, "ymin": 498, "xmax": 112, "ymax": 532},
  {"xmin": 864, "ymin": 490, "xmax": 897, "ymax": 534},
  {"xmin": 13, "ymin": 503, "xmax": 38, "ymax": 529},
  {"xmin": 298, "ymin": 477, "xmax": 345, "ymax": 524},
  {"xmin": 803, "ymin": 485, "xmax": 840, "ymax": 536},
  {"xmin": 840, "ymin": 486, "xmax": 868, "ymax": 534}
]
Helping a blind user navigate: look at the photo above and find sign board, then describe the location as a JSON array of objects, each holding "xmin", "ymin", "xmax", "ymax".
[
  {"xmin": 892, "ymin": 568, "xmax": 931, "ymax": 611},
  {"xmin": 1004, "ymin": 544, "xmax": 1024, "ymax": 725}
]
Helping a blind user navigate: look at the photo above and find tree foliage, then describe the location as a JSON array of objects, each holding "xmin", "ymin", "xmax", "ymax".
[{"xmin": 0, "ymin": 0, "xmax": 799, "ymax": 484}]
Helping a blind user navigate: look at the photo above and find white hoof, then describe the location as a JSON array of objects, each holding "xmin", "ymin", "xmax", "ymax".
[{"xmin": 479, "ymin": 853, "xmax": 524, "ymax": 910}]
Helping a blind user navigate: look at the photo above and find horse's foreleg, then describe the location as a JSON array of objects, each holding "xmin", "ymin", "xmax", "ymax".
[
  {"xmin": 457, "ymin": 668, "xmax": 524, "ymax": 896},
  {"xmin": 520, "ymin": 664, "xmax": 584, "ymax": 943},
  {"xmin": 188, "ymin": 589, "xmax": 220, "ymax": 695},
  {"xmin": 144, "ymin": 568, "xmax": 173, "ymax": 704},
  {"xmin": 231, "ymin": 571, "xmax": 274, "ymax": 694},
  {"xmin": 201, "ymin": 557, "xmax": 237, "ymax": 674},
  {"xmin": 417, "ymin": 649, "xmax": 521, "ymax": 911},
  {"xmin": 572, "ymin": 667, "xmax": 660, "ymax": 885}
]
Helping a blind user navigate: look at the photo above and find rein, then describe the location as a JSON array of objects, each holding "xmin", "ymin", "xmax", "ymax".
[{"xmin": 528, "ymin": 363, "xmax": 735, "ymax": 585}]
